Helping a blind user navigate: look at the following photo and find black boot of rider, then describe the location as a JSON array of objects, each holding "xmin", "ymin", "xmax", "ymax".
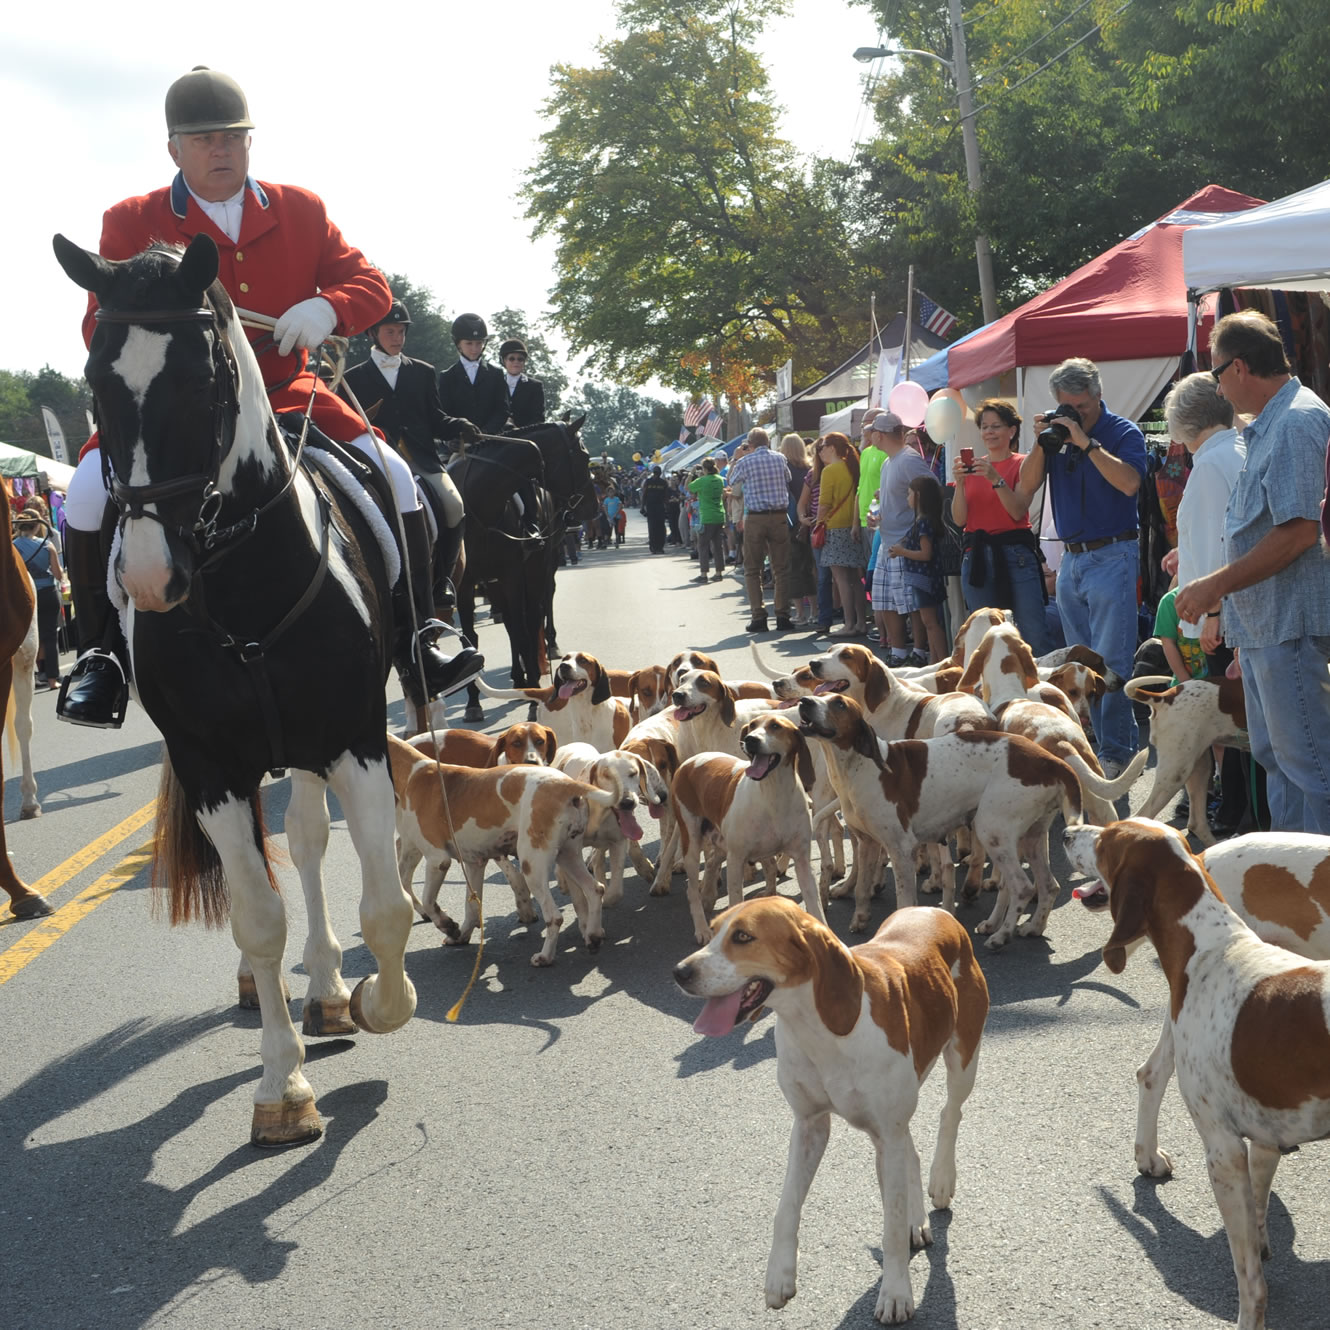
[
  {"xmin": 57, "ymin": 526, "xmax": 130, "ymax": 729},
  {"xmin": 393, "ymin": 509, "xmax": 484, "ymax": 699},
  {"xmin": 434, "ymin": 516, "xmax": 464, "ymax": 615}
]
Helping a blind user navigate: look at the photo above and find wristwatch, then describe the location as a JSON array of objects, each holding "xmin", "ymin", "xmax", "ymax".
[
  {"xmin": 992, "ymin": 478, "xmax": 1007, "ymax": 489},
  {"xmin": 1084, "ymin": 439, "xmax": 1103, "ymax": 452}
]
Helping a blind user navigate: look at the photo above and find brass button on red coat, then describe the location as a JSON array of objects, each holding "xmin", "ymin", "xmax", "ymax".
[{"xmin": 239, "ymin": 282, "xmax": 249, "ymax": 293}]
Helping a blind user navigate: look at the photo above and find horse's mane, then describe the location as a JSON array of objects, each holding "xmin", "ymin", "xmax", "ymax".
[{"xmin": 122, "ymin": 242, "xmax": 237, "ymax": 324}]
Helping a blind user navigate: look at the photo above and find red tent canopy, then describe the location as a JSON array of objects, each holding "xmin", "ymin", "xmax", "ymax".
[{"xmin": 947, "ymin": 185, "xmax": 1265, "ymax": 388}]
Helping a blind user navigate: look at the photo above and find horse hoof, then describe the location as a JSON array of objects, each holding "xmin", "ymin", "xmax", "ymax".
[
  {"xmin": 238, "ymin": 974, "xmax": 291, "ymax": 1009},
  {"xmin": 251, "ymin": 1098, "xmax": 323, "ymax": 1148},
  {"xmin": 348, "ymin": 976, "xmax": 415, "ymax": 1034},
  {"xmin": 302, "ymin": 997, "xmax": 358, "ymax": 1038},
  {"xmin": 9, "ymin": 892, "xmax": 53, "ymax": 919},
  {"xmin": 20, "ymin": 805, "xmax": 41, "ymax": 821},
  {"xmin": 462, "ymin": 705, "xmax": 485, "ymax": 724}
]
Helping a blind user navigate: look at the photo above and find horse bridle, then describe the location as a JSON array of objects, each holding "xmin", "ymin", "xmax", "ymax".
[{"xmin": 93, "ymin": 304, "xmax": 239, "ymax": 546}]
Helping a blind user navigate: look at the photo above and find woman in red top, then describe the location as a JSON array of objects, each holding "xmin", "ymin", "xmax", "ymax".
[{"xmin": 949, "ymin": 399, "xmax": 1050, "ymax": 653}]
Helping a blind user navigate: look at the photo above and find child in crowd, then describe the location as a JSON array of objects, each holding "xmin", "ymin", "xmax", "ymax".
[
  {"xmin": 1154, "ymin": 585, "xmax": 1208, "ymax": 685},
  {"xmin": 886, "ymin": 474, "xmax": 948, "ymax": 665}
]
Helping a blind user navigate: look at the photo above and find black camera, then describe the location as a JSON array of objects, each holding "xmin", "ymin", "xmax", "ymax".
[{"xmin": 1036, "ymin": 403, "xmax": 1083, "ymax": 455}]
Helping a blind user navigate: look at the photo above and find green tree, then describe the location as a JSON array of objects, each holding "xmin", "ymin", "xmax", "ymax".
[
  {"xmin": 526, "ymin": 0, "xmax": 874, "ymax": 397},
  {"xmin": 561, "ymin": 381, "xmax": 678, "ymax": 462},
  {"xmin": 489, "ymin": 307, "xmax": 569, "ymax": 415},
  {"xmin": 0, "ymin": 366, "xmax": 93, "ymax": 458}
]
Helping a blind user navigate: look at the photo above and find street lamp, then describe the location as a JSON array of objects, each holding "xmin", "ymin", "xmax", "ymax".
[{"xmin": 855, "ymin": 24, "xmax": 998, "ymax": 325}]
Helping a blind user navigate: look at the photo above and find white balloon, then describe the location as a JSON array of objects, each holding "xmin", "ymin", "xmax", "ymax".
[{"xmin": 924, "ymin": 395, "xmax": 963, "ymax": 444}]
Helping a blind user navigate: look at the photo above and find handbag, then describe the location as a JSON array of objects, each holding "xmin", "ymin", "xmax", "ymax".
[{"xmin": 810, "ymin": 488, "xmax": 852, "ymax": 551}]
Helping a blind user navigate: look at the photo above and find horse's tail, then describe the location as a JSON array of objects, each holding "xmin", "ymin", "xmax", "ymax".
[{"xmin": 150, "ymin": 752, "xmax": 274, "ymax": 926}]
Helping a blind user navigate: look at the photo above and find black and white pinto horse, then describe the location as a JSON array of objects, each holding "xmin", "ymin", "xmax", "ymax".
[
  {"xmin": 53, "ymin": 232, "xmax": 416, "ymax": 1149},
  {"xmin": 448, "ymin": 420, "xmax": 596, "ymax": 723}
]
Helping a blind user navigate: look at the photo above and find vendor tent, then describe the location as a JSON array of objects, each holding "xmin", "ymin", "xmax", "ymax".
[
  {"xmin": 942, "ymin": 186, "xmax": 1263, "ymax": 417},
  {"xmin": 774, "ymin": 314, "xmax": 948, "ymax": 433},
  {"xmin": 1184, "ymin": 177, "xmax": 1330, "ymax": 294},
  {"xmin": 0, "ymin": 441, "xmax": 76, "ymax": 489}
]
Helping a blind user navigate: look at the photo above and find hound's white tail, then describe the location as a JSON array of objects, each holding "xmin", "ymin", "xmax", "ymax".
[{"xmin": 1064, "ymin": 746, "xmax": 1151, "ymax": 798}]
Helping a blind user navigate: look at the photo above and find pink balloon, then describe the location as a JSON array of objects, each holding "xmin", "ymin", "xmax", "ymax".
[{"xmin": 888, "ymin": 380, "xmax": 929, "ymax": 428}]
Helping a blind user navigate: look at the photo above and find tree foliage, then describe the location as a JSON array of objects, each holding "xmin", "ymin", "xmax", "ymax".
[
  {"xmin": 0, "ymin": 366, "xmax": 93, "ymax": 459},
  {"xmin": 526, "ymin": 0, "xmax": 876, "ymax": 399},
  {"xmin": 560, "ymin": 381, "xmax": 684, "ymax": 462}
]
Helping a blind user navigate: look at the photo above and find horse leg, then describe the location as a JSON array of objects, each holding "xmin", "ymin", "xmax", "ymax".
[
  {"xmin": 458, "ymin": 578, "xmax": 484, "ymax": 725},
  {"xmin": 199, "ymin": 794, "xmax": 320, "ymax": 1147},
  {"xmin": 0, "ymin": 660, "xmax": 51, "ymax": 919},
  {"xmin": 287, "ymin": 771, "xmax": 357, "ymax": 1037},
  {"xmin": 327, "ymin": 753, "xmax": 417, "ymax": 1036},
  {"xmin": 12, "ymin": 618, "xmax": 40, "ymax": 818}
]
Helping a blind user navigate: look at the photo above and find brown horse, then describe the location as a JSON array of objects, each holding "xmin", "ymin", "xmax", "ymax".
[{"xmin": 2, "ymin": 476, "xmax": 53, "ymax": 919}]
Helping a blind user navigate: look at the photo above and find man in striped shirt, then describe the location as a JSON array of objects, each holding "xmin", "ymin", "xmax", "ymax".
[{"xmin": 724, "ymin": 428, "xmax": 793, "ymax": 632}]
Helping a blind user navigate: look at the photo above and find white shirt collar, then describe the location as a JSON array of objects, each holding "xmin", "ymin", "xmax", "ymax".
[
  {"xmin": 184, "ymin": 181, "xmax": 246, "ymax": 244},
  {"xmin": 459, "ymin": 357, "xmax": 480, "ymax": 383}
]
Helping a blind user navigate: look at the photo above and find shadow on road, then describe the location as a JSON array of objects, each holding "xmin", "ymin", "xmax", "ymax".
[{"xmin": 1, "ymin": 1014, "xmax": 383, "ymax": 1330}]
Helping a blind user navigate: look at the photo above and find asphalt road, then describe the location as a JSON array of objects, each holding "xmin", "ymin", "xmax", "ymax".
[{"xmin": 3, "ymin": 516, "xmax": 1326, "ymax": 1330}]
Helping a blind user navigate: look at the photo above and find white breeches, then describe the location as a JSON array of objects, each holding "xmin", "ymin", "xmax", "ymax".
[{"xmin": 64, "ymin": 432, "xmax": 420, "ymax": 534}]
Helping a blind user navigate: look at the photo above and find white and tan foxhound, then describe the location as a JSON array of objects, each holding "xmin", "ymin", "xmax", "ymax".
[
  {"xmin": 797, "ymin": 693, "xmax": 1083, "ymax": 946},
  {"xmin": 1064, "ymin": 817, "xmax": 1330, "ymax": 1330},
  {"xmin": 674, "ymin": 897, "xmax": 989, "ymax": 1325},
  {"xmin": 479, "ymin": 651, "xmax": 633, "ymax": 752},
  {"xmin": 669, "ymin": 713, "xmax": 824, "ymax": 943},
  {"xmin": 387, "ymin": 733, "xmax": 612, "ymax": 967}
]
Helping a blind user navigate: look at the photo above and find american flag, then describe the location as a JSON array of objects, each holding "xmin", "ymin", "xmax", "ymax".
[
  {"xmin": 702, "ymin": 411, "xmax": 723, "ymax": 439},
  {"xmin": 683, "ymin": 397, "xmax": 714, "ymax": 427},
  {"xmin": 677, "ymin": 425, "xmax": 689, "ymax": 444},
  {"xmin": 917, "ymin": 292, "xmax": 957, "ymax": 339}
]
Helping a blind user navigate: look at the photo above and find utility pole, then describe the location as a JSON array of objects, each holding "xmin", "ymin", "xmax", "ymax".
[{"xmin": 949, "ymin": 0, "xmax": 998, "ymax": 324}]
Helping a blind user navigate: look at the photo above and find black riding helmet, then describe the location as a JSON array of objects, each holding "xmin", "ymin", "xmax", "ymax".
[
  {"xmin": 451, "ymin": 313, "xmax": 488, "ymax": 343},
  {"xmin": 370, "ymin": 300, "xmax": 411, "ymax": 351}
]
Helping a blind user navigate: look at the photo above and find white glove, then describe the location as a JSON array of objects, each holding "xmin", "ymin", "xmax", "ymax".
[{"xmin": 273, "ymin": 296, "xmax": 337, "ymax": 356}]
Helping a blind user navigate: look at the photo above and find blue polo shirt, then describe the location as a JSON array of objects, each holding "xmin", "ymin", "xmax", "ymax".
[{"xmin": 1045, "ymin": 401, "xmax": 1147, "ymax": 544}]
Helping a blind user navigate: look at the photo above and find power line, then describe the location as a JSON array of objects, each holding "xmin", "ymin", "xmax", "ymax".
[
  {"xmin": 963, "ymin": 0, "xmax": 1006, "ymax": 27},
  {"xmin": 973, "ymin": 0, "xmax": 1098, "ymax": 87},
  {"xmin": 969, "ymin": 0, "xmax": 1135, "ymax": 116}
]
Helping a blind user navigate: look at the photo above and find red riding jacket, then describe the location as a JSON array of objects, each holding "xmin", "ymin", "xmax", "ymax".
[{"xmin": 82, "ymin": 173, "xmax": 390, "ymax": 452}]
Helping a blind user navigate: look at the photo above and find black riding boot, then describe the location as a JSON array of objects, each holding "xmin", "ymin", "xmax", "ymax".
[
  {"xmin": 393, "ymin": 509, "xmax": 484, "ymax": 699},
  {"xmin": 434, "ymin": 516, "xmax": 464, "ymax": 614},
  {"xmin": 57, "ymin": 526, "xmax": 130, "ymax": 729}
]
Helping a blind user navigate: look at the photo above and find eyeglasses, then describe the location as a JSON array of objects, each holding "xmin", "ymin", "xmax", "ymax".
[
  {"xmin": 505, "ymin": 354, "xmax": 528, "ymax": 362},
  {"xmin": 1210, "ymin": 357, "xmax": 1236, "ymax": 383}
]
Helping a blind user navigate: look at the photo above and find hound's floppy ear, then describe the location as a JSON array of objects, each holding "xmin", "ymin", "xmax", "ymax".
[
  {"xmin": 853, "ymin": 717, "xmax": 887, "ymax": 768},
  {"xmin": 540, "ymin": 725, "xmax": 558, "ymax": 761},
  {"xmin": 627, "ymin": 669, "xmax": 643, "ymax": 699},
  {"xmin": 863, "ymin": 654, "xmax": 889, "ymax": 713},
  {"xmin": 957, "ymin": 639, "xmax": 989, "ymax": 694},
  {"xmin": 483, "ymin": 735, "xmax": 505, "ymax": 768},
  {"xmin": 719, "ymin": 681, "xmax": 738, "ymax": 728},
  {"xmin": 53, "ymin": 234, "xmax": 115, "ymax": 299},
  {"xmin": 589, "ymin": 656, "xmax": 612, "ymax": 705},
  {"xmin": 1014, "ymin": 638, "xmax": 1039, "ymax": 692},
  {"xmin": 1098, "ymin": 828, "xmax": 1149, "ymax": 974},
  {"xmin": 1088, "ymin": 669, "xmax": 1107, "ymax": 701},
  {"xmin": 793, "ymin": 729, "xmax": 816, "ymax": 791}
]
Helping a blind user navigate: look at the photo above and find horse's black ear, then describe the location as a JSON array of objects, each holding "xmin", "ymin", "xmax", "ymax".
[
  {"xmin": 178, "ymin": 233, "xmax": 220, "ymax": 298},
  {"xmin": 53, "ymin": 234, "xmax": 113, "ymax": 298},
  {"xmin": 569, "ymin": 414, "xmax": 588, "ymax": 433}
]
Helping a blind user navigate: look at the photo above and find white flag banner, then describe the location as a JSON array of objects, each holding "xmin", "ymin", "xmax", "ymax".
[
  {"xmin": 872, "ymin": 347, "xmax": 902, "ymax": 405},
  {"xmin": 775, "ymin": 359, "xmax": 793, "ymax": 401},
  {"xmin": 41, "ymin": 407, "xmax": 69, "ymax": 465}
]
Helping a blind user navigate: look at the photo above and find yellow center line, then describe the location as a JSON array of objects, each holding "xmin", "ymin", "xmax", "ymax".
[
  {"xmin": 0, "ymin": 837, "xmax": 157, "ymax": 986},
  {"xmin": 1, "ymin": 798, "xmax": 156, "ymax": 922}
]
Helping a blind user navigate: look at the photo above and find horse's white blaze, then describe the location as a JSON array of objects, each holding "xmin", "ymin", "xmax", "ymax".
[
  {"xmin": 217, "ymin": 313, "xmax": 278, "ymax": 493},
  {"xmin": 111, "ymin": 326, "xmax": 171, "ymax": 412},
  {"xmin": 294, "ymin": 471, "xmax": 372, "ymax": 627}
]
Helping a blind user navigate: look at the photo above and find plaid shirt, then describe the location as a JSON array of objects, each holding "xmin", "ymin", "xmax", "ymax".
[{"xmin": 726, "ymin": 446, "xmax": 792, "ymax": 514}]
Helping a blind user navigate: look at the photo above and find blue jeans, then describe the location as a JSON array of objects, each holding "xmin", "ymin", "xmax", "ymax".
[
  {"xmin": 1240, "ymin": 636, "xmax": 1330, "ymax": 834},
  {"xmin": 1055, "ymin": 540, "xmax": 1140, "ymax": 765},
  {"xmin": 961, "ymin": 543, "xmax": 1051, "ymax": 655}
]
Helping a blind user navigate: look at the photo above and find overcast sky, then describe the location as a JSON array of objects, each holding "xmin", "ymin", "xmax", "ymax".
[{"xmin": 3, "ymin": 0, "xmax": 879, "ymax": 390}]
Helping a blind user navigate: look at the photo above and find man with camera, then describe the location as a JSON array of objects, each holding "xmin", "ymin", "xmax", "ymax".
[{"xmin": 1018, "ymin": 358, "xmax": 1147, "ymax": 776}]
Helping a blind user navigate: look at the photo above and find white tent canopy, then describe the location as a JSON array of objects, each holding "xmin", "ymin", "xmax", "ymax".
[{"xmin": 1184, "ymin": 177, "xmax": 1330, "ymax": 295}]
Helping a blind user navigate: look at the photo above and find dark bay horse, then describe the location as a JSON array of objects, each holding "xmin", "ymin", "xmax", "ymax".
[
  {"xmin": 54, "ymin": 231, "xmax": 417, "ymax": 1148},
  {"xmin": 448, "ymin": 419, "xmax": 596, "ymax": 723}
]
